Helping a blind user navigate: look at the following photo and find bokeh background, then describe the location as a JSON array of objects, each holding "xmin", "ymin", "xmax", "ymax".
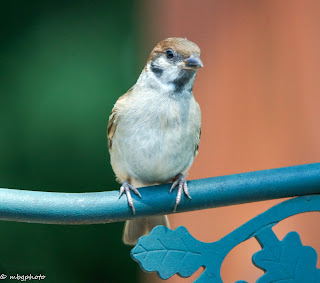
[{"xmin": 0, "ymin": 1, "xmax": 320, "ymax": 282}]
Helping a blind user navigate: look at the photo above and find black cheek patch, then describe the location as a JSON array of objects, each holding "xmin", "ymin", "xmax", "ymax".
[
  {"xmin": 151, "ymin": 62, "xmax": 163, "ymax": 77},
  {"xmin": 173, "ymin": 71, "xmax": 193, "ymax": 92}
]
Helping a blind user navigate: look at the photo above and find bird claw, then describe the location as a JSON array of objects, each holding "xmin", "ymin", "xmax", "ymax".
[
  {"xmin": 170, "ymin": 174, "xmax": 191, "ymax": 212},
  {"xmin": 119, "ymin": 181, "xmax": 141, "ymax": 214}
]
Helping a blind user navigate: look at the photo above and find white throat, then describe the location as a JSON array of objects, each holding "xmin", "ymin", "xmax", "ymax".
[{"xmin": 135, "ymin": 62, "xmax": 197, "ymax": 96}]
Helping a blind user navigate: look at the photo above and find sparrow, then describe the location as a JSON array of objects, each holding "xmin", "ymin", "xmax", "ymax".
[{"xmin": 107, "ymin": 37, "xmax": 203, "ymax": 245}]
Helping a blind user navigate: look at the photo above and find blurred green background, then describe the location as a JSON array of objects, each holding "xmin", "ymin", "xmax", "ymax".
[{"xmin": 0, "ymin": 1, "xmax": 144, "ymax": 282}]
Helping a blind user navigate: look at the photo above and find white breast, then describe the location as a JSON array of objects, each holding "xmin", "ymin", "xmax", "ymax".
[{"xmin": 110, "ymin": 88, "xmax": 200, "ymax": 185}]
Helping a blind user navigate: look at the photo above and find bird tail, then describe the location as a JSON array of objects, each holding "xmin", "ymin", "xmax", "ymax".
[{"xmin": 123, "ymin": 215, "xmax": 170, "ymax": 246}]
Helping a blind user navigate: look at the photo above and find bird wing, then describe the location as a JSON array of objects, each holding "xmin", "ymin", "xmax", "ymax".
[
  {"xmin": 107, "ymin": 89, "xmax": 132, "ymax": 150},
  {"xmin": 193, "ymin": 128, "xmax": 201, "ymax": 158},
  {"xmin": 107, "ymin": 109, "xmax": 117, "ymax": 150},
  {"xmin": 193, "ymin": 101, "xmax": 201, "ymax": 159}
]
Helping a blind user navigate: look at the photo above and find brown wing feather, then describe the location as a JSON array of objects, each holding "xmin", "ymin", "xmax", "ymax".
[
  {"xmin": 107, "ymin": 88, "xmax": 132, "ymax": 150},
  {"xmin": 107, "ymin": 110, "xmax": 117, "ymax": 149},
  {"xmin": 194, "ymin": 128, "xmax": 201, "ymax": 158}
]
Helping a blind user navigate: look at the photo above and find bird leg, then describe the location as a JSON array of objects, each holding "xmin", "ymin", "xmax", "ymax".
[
  {"xmin": 119, "ymin": 180, "xmax": 141, "ymax": 214},
  {"xmin": 170, "ymin": 173, "xmax": 191, "ymax": 212}
]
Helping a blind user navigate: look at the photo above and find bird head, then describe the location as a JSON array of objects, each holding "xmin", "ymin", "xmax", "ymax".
[{"xmin": 143, "ymin": 37, "xmax": 203, "ymax": 93}]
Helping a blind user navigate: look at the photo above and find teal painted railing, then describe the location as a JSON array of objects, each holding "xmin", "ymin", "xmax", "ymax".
[{"xmin": 0, "ymin": 163, "xmax": 320, "ymax": 282}]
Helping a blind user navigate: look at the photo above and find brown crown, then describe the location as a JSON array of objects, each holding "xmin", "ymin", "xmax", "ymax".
[{"xmin": 147, "ymin": 37, "xmax": 201, "ymax": 63}]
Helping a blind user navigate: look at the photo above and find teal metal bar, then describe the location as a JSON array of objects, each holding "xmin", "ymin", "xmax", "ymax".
[{"xmin": 0, "ymin": 163, "xmax": 319, "ymax": 225}]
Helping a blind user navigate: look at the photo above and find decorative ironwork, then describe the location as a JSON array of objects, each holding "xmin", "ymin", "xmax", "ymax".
[
  {"xmin": 131, "ymin": 195, "xmax": 320, "ymax": 282},
  {"xmin": 0, "ymin": 163, "xmax": 319, "ymax": 282}
]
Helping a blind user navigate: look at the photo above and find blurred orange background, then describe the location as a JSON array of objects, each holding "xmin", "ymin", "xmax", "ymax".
[{"xmin": 139, "ymin": 0, "xmax": 320, "ymax": 282}]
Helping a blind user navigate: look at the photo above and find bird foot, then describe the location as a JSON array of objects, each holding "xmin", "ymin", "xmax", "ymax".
[
  {"xmin": 170, "ymin": 173, "xmax": 191, "ymax": 212},
  {"xmin": 119, "ymin": 181, "xmax": 141, "ymax": 214}
]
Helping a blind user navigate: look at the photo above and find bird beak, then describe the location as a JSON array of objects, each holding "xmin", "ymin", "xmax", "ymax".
[{"xmin": 184, "ymin": 55, "xmax": 203, "ymax": 69}]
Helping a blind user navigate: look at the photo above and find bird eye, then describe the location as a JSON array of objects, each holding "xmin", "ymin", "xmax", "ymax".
[{"xmin": 166, "ymin": 49, "xmax": 174, "ymax": 59}]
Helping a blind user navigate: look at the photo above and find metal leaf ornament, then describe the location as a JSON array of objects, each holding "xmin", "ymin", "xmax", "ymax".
[
  {"xmin": 131, "ymin": 226, "xmax": 205, "ymax": 279},
  {"xmin": 253, "ymin": 231, "xmax": 320, "ymax": 283}
]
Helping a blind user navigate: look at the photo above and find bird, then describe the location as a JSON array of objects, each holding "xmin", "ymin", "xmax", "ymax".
[{"xmin": 107, "ymin": 37, "xmax": 203, "ymax": 245}]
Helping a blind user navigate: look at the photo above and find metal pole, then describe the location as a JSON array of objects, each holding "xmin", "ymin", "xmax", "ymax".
[{"xmin": 0, "ymin": 163, "xmax": 319, "ymax": 224}]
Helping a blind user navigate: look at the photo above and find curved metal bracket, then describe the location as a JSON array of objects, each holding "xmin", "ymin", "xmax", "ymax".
[
  {"xmin": 131, "ymin": 195, "xmax": 320, "ymax": 282},
  {"xmin": 0, "ymin": 163, "xmax": 318, "ymax": 281}
]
